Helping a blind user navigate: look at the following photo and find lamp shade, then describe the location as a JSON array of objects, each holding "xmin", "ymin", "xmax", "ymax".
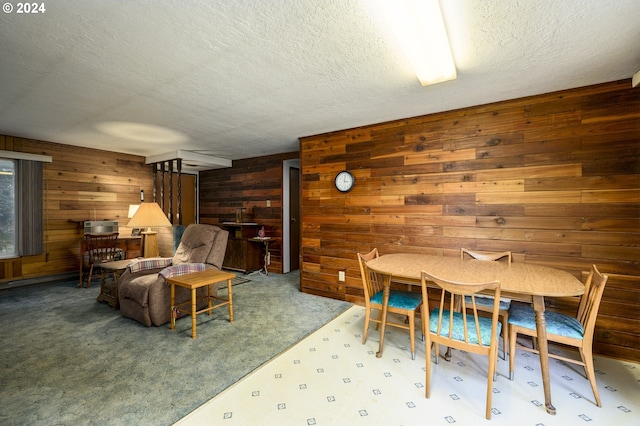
[
  {"xmin": 127, "ymin": 204, "xmax": 140, "ymax": 218},
  {"xmin": 127, "ymin": 202, "xmax": 172, "ymax": 230}
]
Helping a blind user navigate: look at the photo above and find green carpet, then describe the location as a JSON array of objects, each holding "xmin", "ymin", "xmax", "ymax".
[{"xmin": 0, "ymin": 270, "xmax": 351, "ymax": 425}]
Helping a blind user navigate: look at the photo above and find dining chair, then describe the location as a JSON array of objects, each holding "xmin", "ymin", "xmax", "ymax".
[
  {"xmin": 461, "ymin": 248, "xmax": 512, "ymax": 360},
  {"xmin": 357, "ymin": 248, "xmax": 424, "ymax": 360},
  {"xmin": 421, "ymin": 270, "xmax": 502, "ymax": 420},
  {"xmin": 82, "ymin": 232, "xmax": 120, "ymax": 288},
  {"xmin": 507, "ymin": 264, "xmax": 608, "ymax": 407}
]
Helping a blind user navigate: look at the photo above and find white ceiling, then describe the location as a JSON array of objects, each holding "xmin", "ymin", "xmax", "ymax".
[{"xmin": 1, "ymin": 0, "xmax": 639, "ymax": 168}]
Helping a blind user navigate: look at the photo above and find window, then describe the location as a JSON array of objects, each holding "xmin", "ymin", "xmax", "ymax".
[{"xmin": 0, "ymin": 159, "xmax": 16, "ymax": 258}]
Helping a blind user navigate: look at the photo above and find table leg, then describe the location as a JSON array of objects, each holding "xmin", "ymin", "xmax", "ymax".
[
  {"xmin": 532, "ymin": 295, "xmax": 556, "ymax": 415},
  {"xmin": 207, "ymin": 284, "xmax": 213, "ymax": 316},
  {"xmin": 191, "ymin": 288, "xmax": 197, "ymax": 339},
  {"xmin": 227, "ymin": 278, "xmax": 234, "ymax": 322},
  {"xmin": 375, "ymin": 275, "xmax": 391, "ymax": 358},
  {"xmin": 170, "ymin": 283, "xmax": 176, "ymax": 331}
]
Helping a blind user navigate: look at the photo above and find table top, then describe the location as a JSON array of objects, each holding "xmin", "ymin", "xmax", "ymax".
[
  {"xmin": 100, "ymin": 259, "xmax": 133, "ymax": 271},
  {"xmin": 166, "ymin": 269, "xmax": 236, "ymax": 289},
  {"xmin": 366, "ymin": 253, "xmax": 584, "ymax": 299}
]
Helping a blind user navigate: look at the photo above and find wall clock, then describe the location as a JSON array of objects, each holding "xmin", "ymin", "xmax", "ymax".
[{"xmin": 334, "ymin": 170, "xmax": 355, "ymax": 193}]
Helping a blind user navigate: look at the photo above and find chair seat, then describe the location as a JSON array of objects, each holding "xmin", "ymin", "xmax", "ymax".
[
  {"xmin": 371, "ymin": 290, "xmax": 422, "ymax": 310},
  {"xmin": 430, "ymin": 309, "xmax": 501, "ymax": 346},
  {"xmin": 464, "ymin": 295, "xmax": 511, "ymax": 311},
  {"xmin": 508, "ymin": 303, "xmax": 584, "ymax": 339}
]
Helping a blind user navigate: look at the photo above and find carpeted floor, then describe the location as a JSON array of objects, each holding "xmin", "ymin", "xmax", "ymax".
[{"xmin": 0, "ymin": 270, "xmax": 351, "ymax": 426}]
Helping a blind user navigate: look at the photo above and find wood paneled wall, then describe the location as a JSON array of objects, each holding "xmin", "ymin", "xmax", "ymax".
[
  {"xmin": 0, "ymin": 136, "xmax": 154, "ymax": 282},
  {"xmin": 299, "ymin": 80, "xmax": 640, "ymax": 361},
  {"xmin": 200, "ymin": 152, "xmax": 299, "ymax": 275}
]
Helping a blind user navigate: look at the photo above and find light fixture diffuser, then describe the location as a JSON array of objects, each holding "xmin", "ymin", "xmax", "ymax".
[{"xmin": 379, "ymin": 0, "xmax": 457, "ymax": 86}]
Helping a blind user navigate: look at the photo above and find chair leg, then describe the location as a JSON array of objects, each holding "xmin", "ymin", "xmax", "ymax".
[
  {"xmin": 362, "ymin": 307, "xmax": 371, "ymax": 344},
  {"xmin": 580, "ymin": 345, "xmax": 602, "ymax": 407},
  {"xmin": 87, "ymin": 265, "xmax": 94, "ymax": 288},
  {"xmin": 420, "ymin": 305, "xmax": 426, "ymax": 341},
  {"xmin": 486, "ymin": 348, "xmax": 497, "ymax": 419},
  {"xmin": 508, "ymin": 326, "xmax": 517, "ymax": 380},
  {"xmin": 425, "ymin": 340, "xmax": 432, "ymax": 398},
  {"xmin": 409, "ymin": 313, "xmax": 416, "ymax": 360},
  {"xmin": 501, "ymin": 311, "xmax": 509, "ymax": 361}
]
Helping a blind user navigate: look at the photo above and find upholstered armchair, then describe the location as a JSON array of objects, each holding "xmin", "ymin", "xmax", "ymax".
[{"xmin": 118, "ymin": 224, "xmax": 229, "ymax": 326}]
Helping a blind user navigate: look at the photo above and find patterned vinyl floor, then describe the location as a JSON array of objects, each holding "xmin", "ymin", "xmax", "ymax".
[{"xmin": 176, "ymin": 305, "xmax": 639, "ymax": 426}]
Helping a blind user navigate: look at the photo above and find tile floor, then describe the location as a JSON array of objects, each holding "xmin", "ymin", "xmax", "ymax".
[{"xmin": 176, "ymin": 306, "xmax": 639, "ymax": 425}]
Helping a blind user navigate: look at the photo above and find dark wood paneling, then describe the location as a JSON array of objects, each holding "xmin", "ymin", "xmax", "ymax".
[
  {"xmin": 299, "ymin": 79, "xmax": 640, "ymax": 362},
  {"xmin": 199, "ymin": 152, "xmax": 299, "ymax": 274}
]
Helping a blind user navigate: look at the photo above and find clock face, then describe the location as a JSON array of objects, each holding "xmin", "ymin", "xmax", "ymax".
[{"xmin": 335, "ymin": 171, "xmax": 355, "ymax": 192}]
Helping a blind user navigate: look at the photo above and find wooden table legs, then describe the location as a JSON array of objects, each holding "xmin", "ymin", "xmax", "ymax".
[
  {"xmin": 375, "ymin": 275, "xmax": 392, "ymax": 358},
  {"xmin": 169, "ymin": 271, "xmax": 235, "ymax": 339},
  {"xmin": 532, "ymin": 295, "xmax": 556, "ymax": 415}
]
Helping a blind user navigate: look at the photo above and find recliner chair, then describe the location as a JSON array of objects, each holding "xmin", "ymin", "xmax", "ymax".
[{"xmin": 118, "ymin": 224, "xmax": 229, "ymax": 326}]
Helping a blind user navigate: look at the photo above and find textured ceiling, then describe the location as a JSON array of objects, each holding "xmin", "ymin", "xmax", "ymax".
[{"xmin": 1, "ymin": 0, "xmax": 639, "ymax": 166}]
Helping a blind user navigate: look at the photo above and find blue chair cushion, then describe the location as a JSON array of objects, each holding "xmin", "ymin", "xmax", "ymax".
[
  {"xmin": 371, "ymin": 290, "xmax": 422, "ymax": 311},
  {"xmin": 429, "ymin": 309, "xmax": 501, "ymax": 346},
  {"xmin": 464, "ymin": 295, "xmax": 511, "ymax": 311},
  {"xmin": 508, "ymin": 303, "xmax": 584, "ymax": 340}
]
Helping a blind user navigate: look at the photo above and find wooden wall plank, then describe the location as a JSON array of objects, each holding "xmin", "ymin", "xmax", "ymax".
[
  {"xmin": 0, "ymin": 137, "xmax": 153, "ymax": 284},
  {"xmin": 299, "ymin": 80, "xmax": 640, "ymax": 362}
]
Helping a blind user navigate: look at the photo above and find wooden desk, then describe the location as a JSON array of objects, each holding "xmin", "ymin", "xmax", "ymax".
[
  {"xmin": 168, "ymin": 270, "xmax": 236, "ymax": 339},
  {"xmin": 366, "ymin": 253, "xmax": 584, "ymax": 415}
]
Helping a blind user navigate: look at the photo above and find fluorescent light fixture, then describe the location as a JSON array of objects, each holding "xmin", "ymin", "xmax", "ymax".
[{"xmin": 379, "ymin": 0, "xmax": 456, "ymax": 86}]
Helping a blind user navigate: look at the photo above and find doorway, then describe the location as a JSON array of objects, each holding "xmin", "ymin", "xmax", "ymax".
[{"xmin": 283, "ymin": 159, "xmax": 300, "ymax": 273}]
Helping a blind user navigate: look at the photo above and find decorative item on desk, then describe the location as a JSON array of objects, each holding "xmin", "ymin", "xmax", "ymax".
[
  {"xmin": 126, "ymin": 202, "xmax": 172, "ymax": 257},
  {"xmin": 257, "ymin": 226, "xmax": 265, "ymax": 238},
  {"xmin": 235, "ymin": 207, "xmax": 246, "ymax": 223}
]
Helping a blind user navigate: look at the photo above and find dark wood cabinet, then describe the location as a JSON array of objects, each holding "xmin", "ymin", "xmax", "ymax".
[{"xmin": 222, "ymin": 223, "xmax": 262, "ymax": 273}]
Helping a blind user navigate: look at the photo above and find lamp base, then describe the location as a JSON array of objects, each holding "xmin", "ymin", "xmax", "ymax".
[{"xmin": 142, "ymin": 231, "xmax": 159, "ymax": 258}]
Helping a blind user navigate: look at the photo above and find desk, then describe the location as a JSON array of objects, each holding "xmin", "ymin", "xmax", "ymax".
[
  {"xmin": 97, "ymin": 259, "xmax": 131, "ymax": 309},
  {"xmin": 366, "ymin": 253, "xmax": 584, "ymax": 415},
  {"xmin": 168, "ymin": 270, "xmax": 236, "ymax": 339}
]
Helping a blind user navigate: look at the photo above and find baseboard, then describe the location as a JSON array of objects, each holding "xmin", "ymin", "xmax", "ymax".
[{"xmin": 0, "ymin": 272, "xmax": 77, "ymax": 290}]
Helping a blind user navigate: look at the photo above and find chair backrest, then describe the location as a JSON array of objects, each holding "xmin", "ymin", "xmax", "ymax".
[
  {"xmin": 577, "ymin": 265, "xmax": 608, "ymax": 341},
  {"xmin": 421, "ymin": 270, "xmax": 501, "ymax": 349},
  {"xmin": 84, "ymin": 233, "xmax": 119, "ymax": 264},
  {"xmin": 357, "ymin": 248, "xmax": 381, "ymax": 303},
  {"xmin": 461, "ymin": 248, "xmax": 512, "ymax": 264},
  {"xmin": 172, "ymin": 224, "xmax": 229, "ymax": 269}
]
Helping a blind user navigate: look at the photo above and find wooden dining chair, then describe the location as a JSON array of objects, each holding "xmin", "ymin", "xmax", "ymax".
[
  {"xmin": 82, "ymin": 232, "xmax": 120, "ymax": 288},
  {"xmin": 357, "ymin": 248, "xmax": 425, "ymax": 360},
  {"xmin": 461, "ymin": 248, "xmax": 512, "ymax": 359},
  {"xmin": 421, "ymin": 270, "xmax": 502, "ymax": 420},
  {"xmin": 508, "ymin": 264, "xmax": 608, "ymax": 407}
]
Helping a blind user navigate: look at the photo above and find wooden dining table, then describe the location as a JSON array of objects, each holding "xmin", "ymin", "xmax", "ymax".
[{"xmin": 366, "ymin": 253, "xmax": 585, "ymax": 415}]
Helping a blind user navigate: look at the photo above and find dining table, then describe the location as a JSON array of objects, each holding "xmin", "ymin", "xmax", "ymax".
[{"xmin": 365, "ymin": 253, "xmax": 585, "ymax": 415}]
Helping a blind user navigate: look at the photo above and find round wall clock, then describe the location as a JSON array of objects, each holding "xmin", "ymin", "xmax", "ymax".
[{"xmin": 334, "ymin": 170, "xmax": 355, "ymax": 193}]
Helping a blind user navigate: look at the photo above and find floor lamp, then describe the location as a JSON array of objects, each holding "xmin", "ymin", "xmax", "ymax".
[{"xmin": 127, "ymin": 202, "xmax": 172, "ymax": 257}]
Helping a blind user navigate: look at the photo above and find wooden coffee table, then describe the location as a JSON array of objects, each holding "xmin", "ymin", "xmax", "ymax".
[{"xmin": 167, "ymin": 269, "xmax": 236, "ymax": 338}]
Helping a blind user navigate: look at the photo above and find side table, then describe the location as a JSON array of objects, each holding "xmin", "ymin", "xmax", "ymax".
[
  {"xmin": 249, "ymin": 237, "xmax": 272, "ymax": 275},
  {"xmin": 168, "ymin": 269, "xmax": 236, "ymax": 339},
  {"xmin": 97, "ymin": 259, "xmax": 131, "ymax": 309}
]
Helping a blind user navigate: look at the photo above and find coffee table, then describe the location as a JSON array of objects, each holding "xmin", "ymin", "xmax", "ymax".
[
  {"xmin": 97, "ymin": 259, "xmax": 132, "ymax": 309},
  {"xmin": 167, "ymin": 269, "xmax": 236, "ymax": 338}
]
